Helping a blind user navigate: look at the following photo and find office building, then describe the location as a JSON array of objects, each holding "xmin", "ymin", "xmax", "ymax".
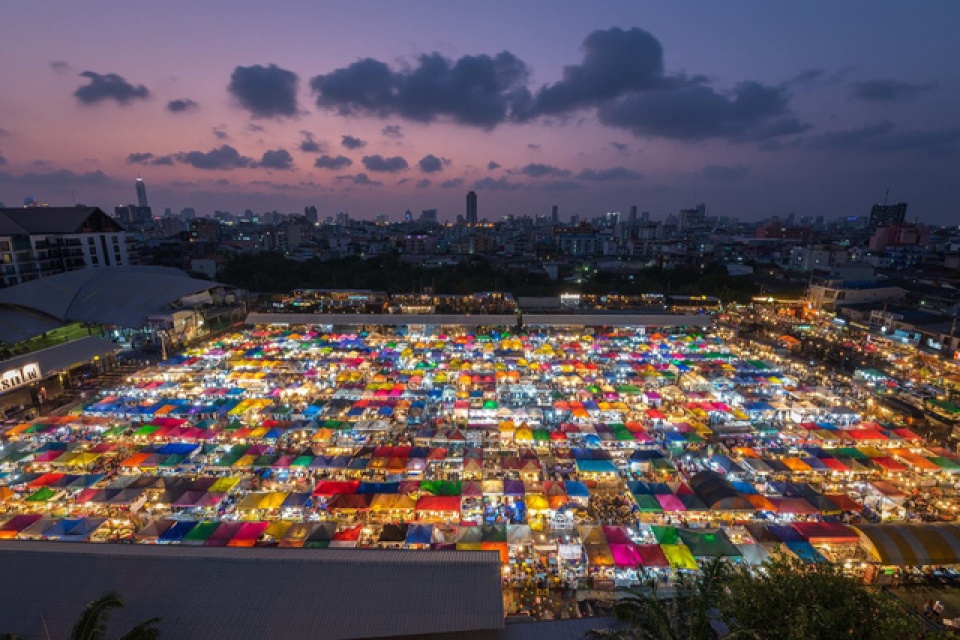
[
  {"xmin": 466, "ymin": 191, "xmax": 478, "ymax": 225},
  {"xmin": 135, "ymin": 177, "xmax": 149, "ymax": 209}
]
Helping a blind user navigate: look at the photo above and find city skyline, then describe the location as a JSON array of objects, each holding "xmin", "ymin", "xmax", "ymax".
[{"xmin": 1, "ymin": 2, "xmax": 959, "ymax": 222}]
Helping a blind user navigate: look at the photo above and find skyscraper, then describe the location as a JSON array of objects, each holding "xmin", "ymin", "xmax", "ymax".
[
  {"xmin": 466, "ymin": 190, "xmax": 478, "ymax": 225},
  {"xmin": 869, "ymin": 202, "xmax": 907, "ymax": 229},
  {"xmin": 551, "ymin": 205, "xmax": 559, "ymax": 224},
  {"xmin": 135, "ymin": 177, "xmax": 149, "ymax": 209}
]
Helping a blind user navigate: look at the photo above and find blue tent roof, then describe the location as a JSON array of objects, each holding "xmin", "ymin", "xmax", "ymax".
[
  {"xmin": 564, "ymin": 481, "xmax": 590, "ymax": 497},
  {"xmin": 356, "ymin": 482, "xmax": 399, "ymax": 494},
  {"xmin": 405, "ymin": 523, "xmax": 433, "ymax": 545},
  {"xmin": 786, "ymin": 541, "xmax": 827, "ymax": 563},
  {"xmin": 575, "ymin": 459, "xmax": 618, "ymax": 474},
  {"xmin": 159, "ymin": 520, "xmax": 197, "ymax": 542}
]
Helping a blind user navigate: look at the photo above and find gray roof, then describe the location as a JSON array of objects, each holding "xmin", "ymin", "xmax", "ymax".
[
  {"xmin": 0, "ymin": 266, "xmax": 222, "ymax": 333},
  {"xmin": 0, "ymin": 306, "xmax": 66, "ymax": 344},
  {"xmin": 0, "ymin": 542, "xmax": 504, "ymax": 640},
  {"xmin": 246, "ymin": 312, "xmax": 712, "ymax": 328},
  {"xmin": 1, "ymin": 335, "xmax": 121, "ymax": 374},
  {"xmin": 0, "ymin": 206, "xmax": 123, "ymax": 234}
]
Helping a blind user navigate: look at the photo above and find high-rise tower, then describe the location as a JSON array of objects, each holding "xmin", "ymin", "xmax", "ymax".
[
  {"xmin": 135, "ymin": 177, "xmax": 149, "ymax": 209},
  {"xmin": 466, "ymin": 190, "xmax": 478, "ymax": 225}
]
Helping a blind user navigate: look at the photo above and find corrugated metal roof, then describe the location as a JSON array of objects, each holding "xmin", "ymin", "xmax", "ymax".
[
  {"xmin": 0, "ymin": 266, "xmax": 222, "ymax": 330},
  {"xmin": 246, "ymin": 312, "xmax": 711, "ymax": 328},
  {"xmin": 0, "ymin": 541, "xmax": 504, "ymax": 640},
  {"xmin": 0, "ymin": 335, "xmax": 120, "ymax": 375}
]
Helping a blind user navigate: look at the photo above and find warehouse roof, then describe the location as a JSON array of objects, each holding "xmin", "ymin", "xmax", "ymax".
[
  {"xmin": 0, "ymin": 542, "xmax": 504, "ymax": 640},
  {"xmin": 0, "ymin": 266, "xmax": 223, "ymax": 343}
]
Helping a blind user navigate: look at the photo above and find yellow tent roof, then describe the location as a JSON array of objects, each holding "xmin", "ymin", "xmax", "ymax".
[{"xmin": 661, "ymin": 543, "xmax": 698, "ymax": 570}]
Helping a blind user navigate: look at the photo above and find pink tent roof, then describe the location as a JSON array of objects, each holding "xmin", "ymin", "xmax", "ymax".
[
  {"xmin": 610, "ymin": 543, "xmax": 642, "ymax": 568},
  {"xmin": 656, "ymin": 494, "xmax": 686, "ymax": 512}
]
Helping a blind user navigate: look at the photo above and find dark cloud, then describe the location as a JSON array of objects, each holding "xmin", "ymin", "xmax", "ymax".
[
  {"xmin": 576, "ymin": 166, "xmax": 641, "ymax": 181},
  {"xmin": 805, "ymin": 121, "xmax": 896, "ymax": 150},
  {"xmin": 519, "ymin": 163, "xmax": 570, "ymax": 178},
  {"xmin": 341, "ymin": 135, "xmax": 366, "ymax": 149},
  {"xmin": 298, "ymin": 131, "xmax": 324, "ymax": 153},
  {"xmin": 524, "ymin": 27, "xmax": 666, "ymax": 117},
  {"xmin": 0, "ymin": 155, "xmax": 6, "ymax": 166},
  {"xmin": 310, "ymin": 51, "xmax": 531, "ymax": 128},
  {"xmin": 487, "ymin": 161, "xmax": 501, "ymax": 170},
  {"xmin": 418, "ymin": 154, "xmax": 444, "ymax": 173},
  {"xmin": 177, "ymin": 144, "xmax": 255, "ymax": 170},
  {"xmin": 0, "ymin": 168, "xmax": 120, "ymax": 188},
  {"xmin": 50, "ymin": 61, "xmax": 71, "ymax": 74},
  {"xmin": 304, "ymin": 26, "xmax": 807, "ymax": 145},
  {"xmin": 850, "ymin": 79, "xmax": 938, "ymax": 102},
  {"xmin": 336, "ymin": 173, "xmax": 382, "ymax": 186},
  {"xmin": 474, "ymin": 176, "xmax": 522, "ymax": 191},
  {"xmin": 0, "ymin": 128, "xmax": 9, "ymax": 137},
  {"xmin": 803, "ymin": 121, "xmax": 960, "ymax": 157},
  {"xmin": 303, "ymin": 26, "xmax": 806, "ymax": 145},
  {"xmin": 415, "ymin": 178, "xmax": 431, "ymax": 188},
  {"xmin": 598, "ymin": 80, "xmax": 808, "ymax": 141},
  {"xmin": 441, "ymin": 178, "xmax": 464, "ymax": 188},
  {"xmin": 314, "ymin": 154, "xmax": 353, "ymax": 170},
  {"xmin": 382, "ymin": 124, "xmax": 404, "ymax": 139},
  {"xmin": 74, "ymin": 71, "xmax": 150, "ymax": 105},
  {"xmin": 247, "ymin": 123, "xmax": 266, "ymax": 133},
  {"xmin": 610, "ymin": 142, "xmax": 629, "ymax": 154},
  {"xmin": 126, "ymin": 152, "xmax": 175, "ymax": 166},
  {"xmin": 865, "ymin": 128, "xmax": 960, "ymax": 156},
  {"xmin": 167, "ymin": 98, "xmax": 199, "ymax": 113},
  {"xmin": 227, "ymin": 63, "xmax": 299, "ymax": 118},
  {"xmin": 698, "ymin": 164, "xmax": 750, "ymax": 181},
  {"xmin": 258, "ymin": 148, "xmax": 294, "ymax": 170},
  {"xmin": 540, "ymin": 180, "xmax": 583, "ymax": 191},
  {"xmin": 788, "ymin": 69, "xmax": 824, "ymax": 85},
  {"xmin": 527, "ymin": 143, "xmax": 541, "ymax": 150},
  {"xmin": 212, "ymin": 127, "xmax": 229, "ymax": 140},
  {"xmin": 362, "ymin": 154, "xmax": 408, "ymax": 172},
  {"xmin": 786, "ymin": 68, "xmax": 852, "ymax": 88}
]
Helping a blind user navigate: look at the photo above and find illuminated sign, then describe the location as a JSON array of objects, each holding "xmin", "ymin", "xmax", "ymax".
[{"xmin": 0, "ymin": 363, "xmax": 41, "ymax": 393}]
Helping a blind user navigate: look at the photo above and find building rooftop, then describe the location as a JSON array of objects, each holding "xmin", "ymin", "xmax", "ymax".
[
  {"xmin": 0, "ymin": 266, "xmax": 224, "ymax": 343},
  {"xmin": 0, "ymin": 206, "xmax": 123, "ymax": 234},
  {"xmin": 0, "ymin": 542, "xmax": 504, "ymax": 640}
]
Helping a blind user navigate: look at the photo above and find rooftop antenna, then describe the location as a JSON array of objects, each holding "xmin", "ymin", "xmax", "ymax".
[{"xmin": 883, "ymin": 188, "xmax": 889, "ymax": 205}]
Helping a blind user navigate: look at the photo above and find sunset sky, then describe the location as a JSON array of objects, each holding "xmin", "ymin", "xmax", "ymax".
[{"xmin": 1, "ymin": 1, "xmax": 958, "ymax": 223}]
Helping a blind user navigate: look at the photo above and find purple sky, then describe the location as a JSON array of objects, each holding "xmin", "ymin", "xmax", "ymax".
[{"xmin": 1, "ymin": 1, "xmax": 958, "ymax": 223}]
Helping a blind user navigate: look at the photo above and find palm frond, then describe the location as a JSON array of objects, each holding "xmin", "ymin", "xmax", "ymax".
[{"xmin": 70, "ymin": 591, "xmax": 123, "ymax": 640}]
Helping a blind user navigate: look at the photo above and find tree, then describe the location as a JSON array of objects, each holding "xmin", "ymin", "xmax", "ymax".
[
  {"xmin": 718, "ymin": 556, "xmax": 934, "ymax": 640},
  {"xmin": 592, "ymin": 558, "xmax": 730, "ymax": 640},
  {"xmin": 69, "ymin": 591, "xmax": 160, "ymax": 640}
]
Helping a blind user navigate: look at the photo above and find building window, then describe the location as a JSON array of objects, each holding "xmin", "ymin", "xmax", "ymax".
[{"xmin": 91, "ymin": 256, "xmax": 99, "ymax": 265}]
